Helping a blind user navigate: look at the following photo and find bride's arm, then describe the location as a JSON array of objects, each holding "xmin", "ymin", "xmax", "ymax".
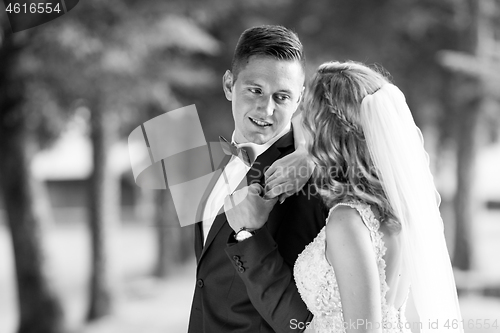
[
  {"xmin": 325, "ymin": 206, "xmax": 382, "ymax": 333},
  {"xmin": 264, "ymin": 112, "xmax": 314, "ymax": 202}
]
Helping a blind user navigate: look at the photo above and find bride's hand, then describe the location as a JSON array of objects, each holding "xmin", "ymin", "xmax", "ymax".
[
  {"xmin": 263, "ymin": 113, "xmax": 314, "ymax": 202},
  {"xmin": 263, "ymin": 147, "xmax": 314, "ymax": 202}
]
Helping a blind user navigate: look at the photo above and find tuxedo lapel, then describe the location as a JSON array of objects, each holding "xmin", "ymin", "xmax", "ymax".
[
  {"xmin": 194, "ymin": 154, "xmax": 232, "ymax": 261},
  {"xmin": 246, "ymin": 130, "xmax": 294, "ymax": 187},
  {"xmin": 198, "ymin": 211, "xmax": 227, "ymax": 262},
  {"xmin": 196, "ymin": 130, "xmax": 295, "ymax": 263},
  {"xmin": 194, "ymin": 222, "xmax": 203, "ymax": 261}
]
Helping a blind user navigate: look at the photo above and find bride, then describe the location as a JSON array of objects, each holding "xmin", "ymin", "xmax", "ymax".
[{"xmin": 289, "ymin": 61, "xmax": 463, "ymax": 332}]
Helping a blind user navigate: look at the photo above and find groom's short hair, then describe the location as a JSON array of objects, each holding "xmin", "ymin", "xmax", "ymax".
[{"xmin": 231, "ymin": 25, "xmax": 306, "ymax": 82}]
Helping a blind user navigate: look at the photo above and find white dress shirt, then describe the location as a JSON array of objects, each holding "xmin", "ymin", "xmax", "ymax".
[{"xmin": 201, "ymin": 124, "xmax": 291, "ymax": 245}]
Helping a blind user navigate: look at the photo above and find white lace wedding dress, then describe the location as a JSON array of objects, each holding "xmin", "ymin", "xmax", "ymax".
[{"xmin": 294, "ymin": 201, "xmax": 412, "ymax": 333}]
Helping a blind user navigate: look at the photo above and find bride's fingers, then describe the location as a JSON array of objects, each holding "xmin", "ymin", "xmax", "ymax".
[
  {"xmin": 264, "ymin": 164, "xmax": 287, "ymax": 183},
  {"xmin": 278, "ymin": 193, "xmax": 288, "ymax": 204},
  {"xmin": 264, "ymin": 182, "xmax": 295, "ymax": 200},
  {"xmin": 264, "ymin": 177, "xmax": 287, "ymax": 193},
  {"xmin": 263, "ymin": 185, "xmax": 281, "ymax": 199},
  {"xmin": 266, "ymin": 167, "xmax": 297, "ymax": 187},
  {"xmin": 264, "ymin": 165, "xmax": 277, "ymax": 181},
  {"xmin": 264, "ymin": 170, "xmax": 284, "ymax": 186}
]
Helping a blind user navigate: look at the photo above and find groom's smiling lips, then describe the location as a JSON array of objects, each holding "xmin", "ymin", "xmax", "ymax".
[{"xmin": 249, "ymin": 116, "xmax": 273, "ymax": 128}]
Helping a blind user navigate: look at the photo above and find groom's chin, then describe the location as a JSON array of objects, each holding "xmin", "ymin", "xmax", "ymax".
[{"xmin": 248, "ymin": 135, "xmax": 271, "ymax": 145}]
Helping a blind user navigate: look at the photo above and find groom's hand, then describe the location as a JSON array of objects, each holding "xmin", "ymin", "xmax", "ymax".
[{"xmin": 224, "ymin": 183, "xmax": 279, "ymax": 233}]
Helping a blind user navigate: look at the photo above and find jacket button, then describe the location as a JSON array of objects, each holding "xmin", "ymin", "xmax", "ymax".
[
  {"xmin": 235, "ymin": 260, "xmax": 243, "ymax": 267},
  {"xmin": 197, "ymin": 279, "xmax": 204, "ymax": 288},
  {"xmin": 232, "ymin": 255, "xmax": 240, "ymax": 261},
  {"xmin": 238, "ymin": 266, "xmax": 245, "ymax": 273}
]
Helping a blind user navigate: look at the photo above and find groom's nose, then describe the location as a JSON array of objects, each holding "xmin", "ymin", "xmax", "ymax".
[{"xmin": 257, "ymin": 95, "xmax": 275, "ymax": 117}]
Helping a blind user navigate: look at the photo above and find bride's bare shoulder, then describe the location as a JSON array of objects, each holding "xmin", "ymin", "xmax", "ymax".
[{"xmin": 325, "ymin": 205, "xmax": 369, "ymax": 242}]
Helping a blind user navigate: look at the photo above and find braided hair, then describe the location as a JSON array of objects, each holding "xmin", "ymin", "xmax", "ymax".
[{"xmin": 303, "ymin": 61, "xmax": 400, "ymax": 232}]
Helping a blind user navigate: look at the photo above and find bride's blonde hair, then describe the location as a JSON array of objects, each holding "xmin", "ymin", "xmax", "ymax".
[{"xmin": 303, "ymin": 61, "xmax": 400, "ymax": 232}]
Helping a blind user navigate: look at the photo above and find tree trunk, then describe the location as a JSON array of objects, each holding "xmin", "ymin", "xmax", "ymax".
[
  {"xmin": 153, "ymin": 189, "xmax": 194, "ymax": 278},
  {"xmin": 153, "ymin": 189, "xmax": 181, "ymax": 278},
  {"xmin": 0, "ymin": 28, "xmax": 64, "ymax": 333},
  {"xmin": 0, "ymin": 129, "xmax": 66, "ymax": 333},
  {"xmin": 86, "ymin": 105, "xmax": 119, "ymax": 321},
  {"xmin": 451, "ymin": 0, "xmax": 482, "ymax": 271},
  {"xmin": 453, "ymin": 97, "xmax": 481, "ymax": 270},
  {"xmin": 153, "ymin": 190, "xmax": 173, "ymax": 278}
]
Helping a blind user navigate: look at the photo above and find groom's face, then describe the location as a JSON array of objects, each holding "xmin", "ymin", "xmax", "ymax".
[{"xmin": 223, "ymin": 55, "xmax": 304, "ymax": 145}]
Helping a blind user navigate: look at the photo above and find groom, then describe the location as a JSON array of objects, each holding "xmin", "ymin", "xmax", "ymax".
[{"xmin": 188, "ymin": 25, "xmax": 326, "ymax": 333}]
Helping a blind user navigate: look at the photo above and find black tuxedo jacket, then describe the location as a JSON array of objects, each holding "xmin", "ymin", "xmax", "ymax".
[{"xmin": 188, "ymin": 130, "xmax": 327, "ymax": 333}]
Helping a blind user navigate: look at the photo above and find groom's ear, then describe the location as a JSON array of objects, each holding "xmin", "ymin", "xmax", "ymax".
[
  {"xmin": 222, "ymin": 70, "xmax": 234, "ymax": 101},
  {"xmin": 299, "ymin": 86, "xmax": 305, "ymax": 103},
  {"xmin": 291, "ymin": 86, "xmax": 305, "ymax": 116},
  {"xmin": 294, "ymin": 86, "xmax": 305, "ymax": 110}
]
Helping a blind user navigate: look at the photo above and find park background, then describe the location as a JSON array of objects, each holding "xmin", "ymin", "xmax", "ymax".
[{"xmin": 1, "ymin": 0, "xmax": 500, "ymax": 332}]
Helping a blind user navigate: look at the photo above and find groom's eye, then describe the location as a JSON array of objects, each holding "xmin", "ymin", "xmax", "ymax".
[
  {"xmin": 274, "ymin": 94, "xmax": 290, "ymax": 103},
  {"xmin": 249, "ymin": 88, "xmax": 262, "ymax": 95}
]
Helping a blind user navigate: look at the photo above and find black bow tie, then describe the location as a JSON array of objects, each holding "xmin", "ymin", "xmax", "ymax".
[{"xmin": 219, "ymin": 136, "xmax": 251, "ymax": 167}]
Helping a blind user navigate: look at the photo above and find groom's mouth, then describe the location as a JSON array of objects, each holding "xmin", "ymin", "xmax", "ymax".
[{"xmin": 249, "ymin": 117, "xmax": 273, "ymax": 128}]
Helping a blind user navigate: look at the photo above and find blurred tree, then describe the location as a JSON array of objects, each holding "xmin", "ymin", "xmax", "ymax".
[
  {"xmin": 438, "ymin": 0, "xmax": 500, "ymax": 270},
  {"xmin": 0, "ymin": 18, "xmax": 65, "ymax": 333},
  {"xmin": 153, "ymin": 189, "xmax": 182, "ymax": 278},
  {"xmin": 447, "ymin": 0, "xmax": 481, "ymax": 271}
]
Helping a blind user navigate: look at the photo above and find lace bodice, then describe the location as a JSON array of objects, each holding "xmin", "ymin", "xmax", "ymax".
[{"xmin": 294, "ymin": 201, "xmax": 410, "ymax": 333}]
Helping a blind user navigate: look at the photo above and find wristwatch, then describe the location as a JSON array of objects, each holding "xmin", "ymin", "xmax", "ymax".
[{"xmin": 234, "ymin": 227, "xmax": 255, "ymax": 242}]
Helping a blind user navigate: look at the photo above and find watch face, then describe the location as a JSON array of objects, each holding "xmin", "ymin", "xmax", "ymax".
[{"xmin": 235, "ymin": 230, "xmax": 253, "ymax": 241}]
